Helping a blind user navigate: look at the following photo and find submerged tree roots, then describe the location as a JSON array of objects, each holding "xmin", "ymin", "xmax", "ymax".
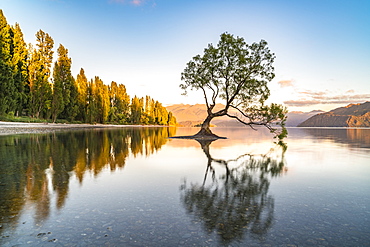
[{"xmin": 169, "ymin": 128, "xmax": 226, "ymax": 140}]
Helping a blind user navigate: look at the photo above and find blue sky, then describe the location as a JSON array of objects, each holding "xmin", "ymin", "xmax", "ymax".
[{"xmin": 2, "ymin": 0, "xmax": 370, "ymax": 112}]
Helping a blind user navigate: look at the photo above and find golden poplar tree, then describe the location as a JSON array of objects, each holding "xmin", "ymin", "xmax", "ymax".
[
  {"xmin": 28, "ymin": 30, "xmax": 54, "ymax": 119},
  {"xmin": 51, "ymin": 44, "xmax": 73, "ymax": 122},
  {"xmin": 75, "ymin": 68, "xmax": 88, "ymax": 122},
  {"xmin": 0, "ymin": 10, "xmax": 16, "ymax": 115}
]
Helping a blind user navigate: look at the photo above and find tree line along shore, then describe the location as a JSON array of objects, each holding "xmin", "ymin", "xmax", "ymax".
[{"xmin": 0, "ymin": 10, "xmax": 177, "ymax": 126}]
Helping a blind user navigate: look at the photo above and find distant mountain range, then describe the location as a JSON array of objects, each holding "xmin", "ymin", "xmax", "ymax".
[
  {"xmin": 285, "ymin": 110, "xmax": 325, "ymax": 127},
  {"xmin": 165, "ymin": 104, "xmax": 319, "ymax": 127},
  {"xmin": 166, "ymin": 104, "xmax": 237, "ymax": 127},
  {"xmin": 166, "ymin": 102, "xmax": 370, "ymax": 127},
  {"xmin": 298, "ymin": 102, "xmax": 370, "ymax": 127}
]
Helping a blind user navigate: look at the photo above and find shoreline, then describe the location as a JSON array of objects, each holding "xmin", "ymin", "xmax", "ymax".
[
  {"xmin": 1, "ymin": 122, "xmax": 369, "ymax": 136},
  {"xmin": 0, "ymin": 121, "xmax": 169, "ymax": 136}
]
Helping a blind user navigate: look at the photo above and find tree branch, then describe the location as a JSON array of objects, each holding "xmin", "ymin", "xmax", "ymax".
[
  {"xmin": 225, "ymin": 68, "xmax": 255, "ymax": 108},
  {"xmin": 209, "ymin": 67, "xmax": 219, "ymax": 107},
  {"xmin": 229, "ymin": 104, "xmax": 252, "ymax": 121},
  {"xmin": 201, "ymin": 86, "xmax": 210, "ymax": 111},
  {"xmin": 226, "ymin": 113, "xmax": 275, "ymax": 132}
]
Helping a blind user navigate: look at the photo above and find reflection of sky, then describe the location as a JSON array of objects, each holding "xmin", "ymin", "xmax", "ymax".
[
  {"xmin": 170, "ymin": 127, "xmax": 278, "ymax": 158},
  {"xmin": 1, "ymin": 127, "xmax": 370, "ymax": 246},
  {"xmin": 270, "ymin": 130, "xmax": 370, "ymax": 241}
]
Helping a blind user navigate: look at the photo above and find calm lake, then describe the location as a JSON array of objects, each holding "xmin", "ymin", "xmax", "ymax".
[{"xmin": 0, "ymin": 127, "xmax": 369, "ymax": 246}]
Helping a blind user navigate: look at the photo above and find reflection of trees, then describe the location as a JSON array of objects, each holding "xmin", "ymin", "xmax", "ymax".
[
  {"xmin": 180, "ymin": 140, "xmax": 286, "ymax": 245},
  {"xmin": 0, "ymin": 127, "xmax": 175, "ymax": 236}
]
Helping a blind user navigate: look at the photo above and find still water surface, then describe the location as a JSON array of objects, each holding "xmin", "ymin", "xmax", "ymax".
[{"xmin": 0, "ymin": 127, "xmax": 369, "ymax": 246}]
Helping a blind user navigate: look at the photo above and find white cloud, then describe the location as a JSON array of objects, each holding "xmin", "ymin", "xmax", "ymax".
[
  {"xmin": 284, "ymin": 89, "xmax": 370, "ymax": 107},
  {"xmin": 277, "ymin": 79, "xmax": 294, "ymax": 88}
]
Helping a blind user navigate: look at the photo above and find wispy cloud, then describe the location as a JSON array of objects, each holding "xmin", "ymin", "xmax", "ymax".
[
  {"xmin": 131, "ymin": 0, "xmax": 143, "ymax": 5},
  {"xmin": 278, "ymin": 80, "xmax": 294, "ymax": 88},
  {"xmin": 299, "ymin": 90, "xmax": 327, "ymax": 97},
  {"xmin": 109, "ymin": 0, "xmax": 146, "ymax": 6},
  {"xmin": 284, "ymin": 90, "xmax": 370, "ymax": 107},
  {"xmin": 284, "ymin": 100, "xmax": 322, "ymax": 107}
]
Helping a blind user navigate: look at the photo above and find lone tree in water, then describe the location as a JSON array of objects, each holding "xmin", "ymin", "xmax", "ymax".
[{"xmin": 180, "ymin": 33, "xmax": 287, "ymax": 139}]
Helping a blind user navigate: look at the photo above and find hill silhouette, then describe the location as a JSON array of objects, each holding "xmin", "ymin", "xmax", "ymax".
[
  {"xmin": 166, "ymin": 104, "xmax": 325, "ymax": 127},
  {"xmin": 298, "ymin": 102, "xmax": 370, "ymax": 127},
  {"xmin": 166, "ymin": 104, "xmax": 252, "ymax": 127},
  {"xmin": 286, "ymin": 110, "xmax": 324, "ymax": 127}
]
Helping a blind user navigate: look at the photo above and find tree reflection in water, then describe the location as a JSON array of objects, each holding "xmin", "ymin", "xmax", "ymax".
[
  {"xmin": 0, "ymin": 127, "xmax": 175, "ymax": 237},
  {"xmin": 180, "ymin": 139, "xmax": 287, "ymax": 245}
]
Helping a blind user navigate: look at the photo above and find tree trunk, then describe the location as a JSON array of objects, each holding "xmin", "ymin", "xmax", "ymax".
[
  {"xmin": 170, "ymin": 112, "xmax": 227, "ymax": 140},
  {"xmin": 196, "ymin": 139, "xmax": 230, "ymax": 183},
  {"xmin": 194, "ymin": 114, "xmax": 225, "ymax": 139},
  {"xmin": 198, "ymin": 115, "xmax": 214, "ymax": 134}
]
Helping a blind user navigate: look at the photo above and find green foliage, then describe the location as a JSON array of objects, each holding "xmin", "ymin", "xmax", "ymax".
[
  {"xmin": 128, "ymin": 95, "xmax": 177, "ymax": 125},
  {"xmin": 244, "ymin": 103, "xmax": 288, "ymax": 139},
  {"xmin": 0, "ymin": 114, "xmax": 48, "ymax": 123},
  {"xmin": 108, "ymin": 81, "xmax": 130, "ymax": 123},
  {"xmin": 167, "ymin": 111, "xmax": 177, "ymax": 126},
  {"xmin": 181, "ymin": 33, "xmax": 274, "ymax": 104},
  {"xmin": 84, "ymin": 77, "xmax": 112, "ymax": 124},
  {"xmin": 28, "ymin": 30, "xmax": 54, "ymax": 118},
  {"xmin": 95, "ymin": 77, "xmax": 110, "ymax": 123},
  {"xmin": 0, "ymin": 62, "xmax": 15, "ymax": 115},
  {"xmin": 0, "ymin": 9, "xmax": 176, "ymax": 126},
  {"xmin": 86, "ymin": 79, "xmax": 98, "ymax": 123},
  {"xmin": 0, "ymin": 14, "xmax": 28, "ymax": 116},
  {"xmin": 52, "ymin": 44, "xmax": 76, "ymax": 122},
  {"xmin": 0, "ymin": 10, "xmax": 16, "ymax": 115},
  {"xmin": 11, "ymin": 23, "xmax": 29, "ymax": 116},
  {"xmin": 65, "ymin": 76, "xmax": 79, "ymax": 121},
  {"xmin": 130, "ymin": 95, "xmax": 143, "ymax": 124},
  {"xmin": 181, "ymin": 32, "xmax": 287, "ymax": 138},
  {"xmin": 75, "ymin": 68, "xmax": 88, "ymax": 122}
]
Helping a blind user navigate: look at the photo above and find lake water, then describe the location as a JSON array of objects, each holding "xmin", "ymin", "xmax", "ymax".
[{"xmin": 0, "ymin": 127, "xmax": 369, "ymax": 246}]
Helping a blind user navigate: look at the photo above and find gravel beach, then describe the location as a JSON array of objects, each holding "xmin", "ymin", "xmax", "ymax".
[{"xmin": 0, "ymin": 121, "xmax": 150, "ymax": 136}]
